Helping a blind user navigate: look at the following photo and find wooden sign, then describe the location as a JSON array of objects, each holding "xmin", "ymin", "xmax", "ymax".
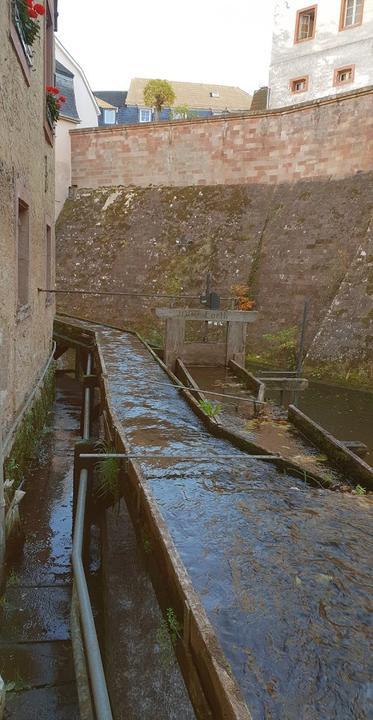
[{"xmin": 156, "ymin": 308, "xmax": 258, "ymax": 323}]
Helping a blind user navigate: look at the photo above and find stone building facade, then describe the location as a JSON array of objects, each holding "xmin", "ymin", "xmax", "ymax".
[
  {"xmin": 269, "ymin": 0, "xmax": 373, "ymax": 107},
  {"xmin": 0, "ymin": 0, "xmax": 57, "ymax": 439}
]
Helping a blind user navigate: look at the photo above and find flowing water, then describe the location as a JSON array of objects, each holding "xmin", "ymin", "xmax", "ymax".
[
  {"xmin": 298, "ymin": 382, "xmax": 373, "ymax": 466},
  {"xmin": 95, "ymin": 328, "xmax": 373, "ymax": 720},
  {"xmin": 246, "ymin": 365, "xmax": 373, "ymax": 467}
]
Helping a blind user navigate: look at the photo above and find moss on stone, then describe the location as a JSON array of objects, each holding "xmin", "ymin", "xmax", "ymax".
[
  {"xmin": 305, "ymin": 361, "xmax": 373, "ymax": 391},
  {"xmin": 4, "ymin": 364, "xmax": 55, "ymax": 488}
]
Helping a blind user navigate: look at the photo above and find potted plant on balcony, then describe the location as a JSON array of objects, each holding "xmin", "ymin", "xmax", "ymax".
[
  {"xmin": 13, "ymin": 0, "xmax": 45, "ymax": 53},
  {"xmin": 46, "ymin": 86, "xmax": 66, "ymax": 127}
]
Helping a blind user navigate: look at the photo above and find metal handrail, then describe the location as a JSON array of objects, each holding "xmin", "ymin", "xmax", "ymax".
[{"xmin": 72, "ymin": 353, "xmax": 113, "ymax": 719}]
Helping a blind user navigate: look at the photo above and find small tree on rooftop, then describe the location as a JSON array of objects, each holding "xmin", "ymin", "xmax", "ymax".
[{"xmin": 143, "ymin": 79, "xmax": 176, "ymax": 121}]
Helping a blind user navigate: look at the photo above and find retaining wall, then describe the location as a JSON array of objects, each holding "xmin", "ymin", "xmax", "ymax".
[{"xmin": 71, "ymin": 87, "xmax": 373, "ymax": 189}]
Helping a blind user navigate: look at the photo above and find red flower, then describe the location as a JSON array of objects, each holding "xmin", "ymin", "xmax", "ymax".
[
  {"xmin": 27, "ymin": 7, "xmax": 38, "ymax": 17},
  {"xmin": 25, "ymin": 0, "xmax": 33, "ymax": 6},
  {"xmin": 59, "ymin": 95, "xmax": 66, "ymax": 103},
  {"xmin": 34, "ymin": 3, "xmax": 45, "ymax": 14},
  {"xmin": 52, "ymin": 87, "xmax": 60, "ymax": 94},
  {"xmin": 46, "ymin": 85, "xmax": 54, "ymax": 93}
]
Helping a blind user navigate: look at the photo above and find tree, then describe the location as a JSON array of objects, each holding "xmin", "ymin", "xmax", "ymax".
[{"xmin": 143, "ymin": 79, "xmax": 176, "ymax": 121}]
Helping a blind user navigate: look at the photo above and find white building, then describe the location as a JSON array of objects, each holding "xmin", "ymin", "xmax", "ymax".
[
  {"xmin": 269, "ymin": 0, "xmax": 373, "ymax": 108},
  {"xmin": 54, "ymin": 38, "xmax": 100, "ymax": 217}
]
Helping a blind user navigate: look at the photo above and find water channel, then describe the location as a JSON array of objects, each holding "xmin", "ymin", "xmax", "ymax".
[
  {"xmin": 246, "ymin": 365, "xmax": 373, "ymax": 467},
  {"xmin": 97, "ymin": 328, "xmax": 373, "ymax": 720}
]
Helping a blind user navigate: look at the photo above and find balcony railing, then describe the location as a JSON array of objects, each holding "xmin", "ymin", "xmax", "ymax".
[{"xmin": 12, "ymin": 0, "xmax": 34, "ymax": 66}]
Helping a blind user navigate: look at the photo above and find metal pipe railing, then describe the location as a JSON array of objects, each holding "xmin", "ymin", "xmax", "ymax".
[{"xmin": 72, "ymin": 353, "xmax": 113, "ymax": 720}]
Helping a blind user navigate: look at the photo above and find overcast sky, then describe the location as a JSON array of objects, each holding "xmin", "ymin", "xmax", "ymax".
[{"xmin": 57, "ymin": 0, "xmax": 275, "ymax": 94}]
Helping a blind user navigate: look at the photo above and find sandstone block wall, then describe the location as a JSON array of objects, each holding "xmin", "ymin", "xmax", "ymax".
[
  {"xmin": 0, "ymin": 2, "xmax": 55, "ymax": 437},
  {"xmin": 71, "ymin": 87, "xmax": 373, "ymax": 189}
]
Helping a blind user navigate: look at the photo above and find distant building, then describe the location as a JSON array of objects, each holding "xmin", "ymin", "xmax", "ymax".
[
  {"xmin": 250, "ymin": 86, "xmax": 269, "ymax": 111},
  {"xmin": 269, "ymin": 0, "xmax": 373, "ymax": 108},
  {"xmin": 55, "ymin": 38, "xmax": 100, "ymax": 216},
  {"xmin": 94, "ymin": 79, "xmax": 252, "ymax": 126},
  {"xmin": 94, "ymin": 92, "xmax": 128, "ymax": 126}
]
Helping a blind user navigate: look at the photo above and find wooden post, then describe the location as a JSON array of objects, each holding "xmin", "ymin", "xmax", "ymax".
[
  {"xmin": 226, "ymin": 322, "xmax": 247, "ymax": 366},
  {"xmin": 156, "ymin": 308, "xmax": 258, "ymax": 369},
  {"xmin": 164, "ymin": 318, "xmax": 185, "ymax": 371}
]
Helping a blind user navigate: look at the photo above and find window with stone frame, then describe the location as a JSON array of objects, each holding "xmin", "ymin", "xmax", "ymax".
[
  {"xmin": 334, "ymin": 65, "xmax": 355, "ymax": 85},
  {"xmin": 340, "ymin": 0, "xmax": 364, "ymax": 29},
  {"xmin": 295, "ymin": 5, "xmax": 317, "ymax": 43},
  {"xmin": 17, "ymin": 199, "xmax": 30, "ymax": 309},
  {"xmin": 45, "ymin": 223, "xmax": 53, "ymax": 304},
  {"xmin": 290, "ymin": 76, "xmax": 309, "ymax": 94}
]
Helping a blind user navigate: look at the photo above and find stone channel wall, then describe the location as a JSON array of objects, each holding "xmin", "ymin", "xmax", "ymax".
[{"xmin": 70, "ymin": 87, "xmax": 373, "ymax": 189}]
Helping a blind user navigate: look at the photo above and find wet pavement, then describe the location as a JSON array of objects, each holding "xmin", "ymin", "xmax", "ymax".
[
  {"xmin": 0, "ymin": 375, "xmax": 80, "ymax": 719},
  {"xmin": 93, "ymin": 327, "xmax": 373, "ymax": 720}
]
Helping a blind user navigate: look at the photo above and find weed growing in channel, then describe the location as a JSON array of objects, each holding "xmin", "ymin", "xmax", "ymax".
[
  {"xmin": 355, "ymin": 484, "xmax": 367, "ymax": 496},
  {"xmin": 262, "ymin": 326, "xmax": 299, "ymax": 369},
  {"xmin": 94, "ymin": 440, "xmax": 121, "ymax": 505},
  {"xmin": 198, "ymin": 399, "xmax": 222, "ymax": 418},
  {"xmin": 156, "ymin": 607, "xmax": 183, "ymax": 668},
  {"xmin": 4, "ymin": 670, "xmax": 31, "ymax": 693},
  {"xmin": 142, "ymin": 535, "xmax": 152, "ymax": 554},
  {"xmin": 7, "ymin": 570, "xmax": 19, "ymax": 586}
]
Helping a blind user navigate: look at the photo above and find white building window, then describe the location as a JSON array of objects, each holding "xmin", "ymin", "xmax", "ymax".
[
  {"xmin": 334, "ymin": 65, "xmax": 355, "ymax": 85},
  {"xmin": 295, "ymin": 6, "xmax": 317, "ymax": 43},
  {"xmin": 139, "ymin": 108, "xmax": 152, "ymax": 123},
  {"xmin": 340, "ymin": 0, "xmax": 364, "ymax": 29},
  {"xmin": 103, "ymin": 109, "xmax": 116, "ymax": 124},
  {"xmin": 290, "ymin": 76, "xmax": 309, "ymax": 94}
]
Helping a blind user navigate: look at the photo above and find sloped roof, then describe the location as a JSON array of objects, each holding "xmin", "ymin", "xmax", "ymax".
[
  {"xmin": 55, "ymin": 38, "xmax": 100, "ymax": 119},
  {"xmin": 55, "ymin": 61, "xmax": 79, "ymax": 122},
  {"xmin": 56, "ymin": 59, "xmax": 73, "ymax": 78},
  {"xmin": 126, "ymin": 78, "xmax": 252, "ymax": 111},
  {"xmin": 94, "ymin": 91, "xmax": 128, "ymax": 108},
  {"xmin": 94, "ymin": 96, "xmax": 117, "ymax": 110}
]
